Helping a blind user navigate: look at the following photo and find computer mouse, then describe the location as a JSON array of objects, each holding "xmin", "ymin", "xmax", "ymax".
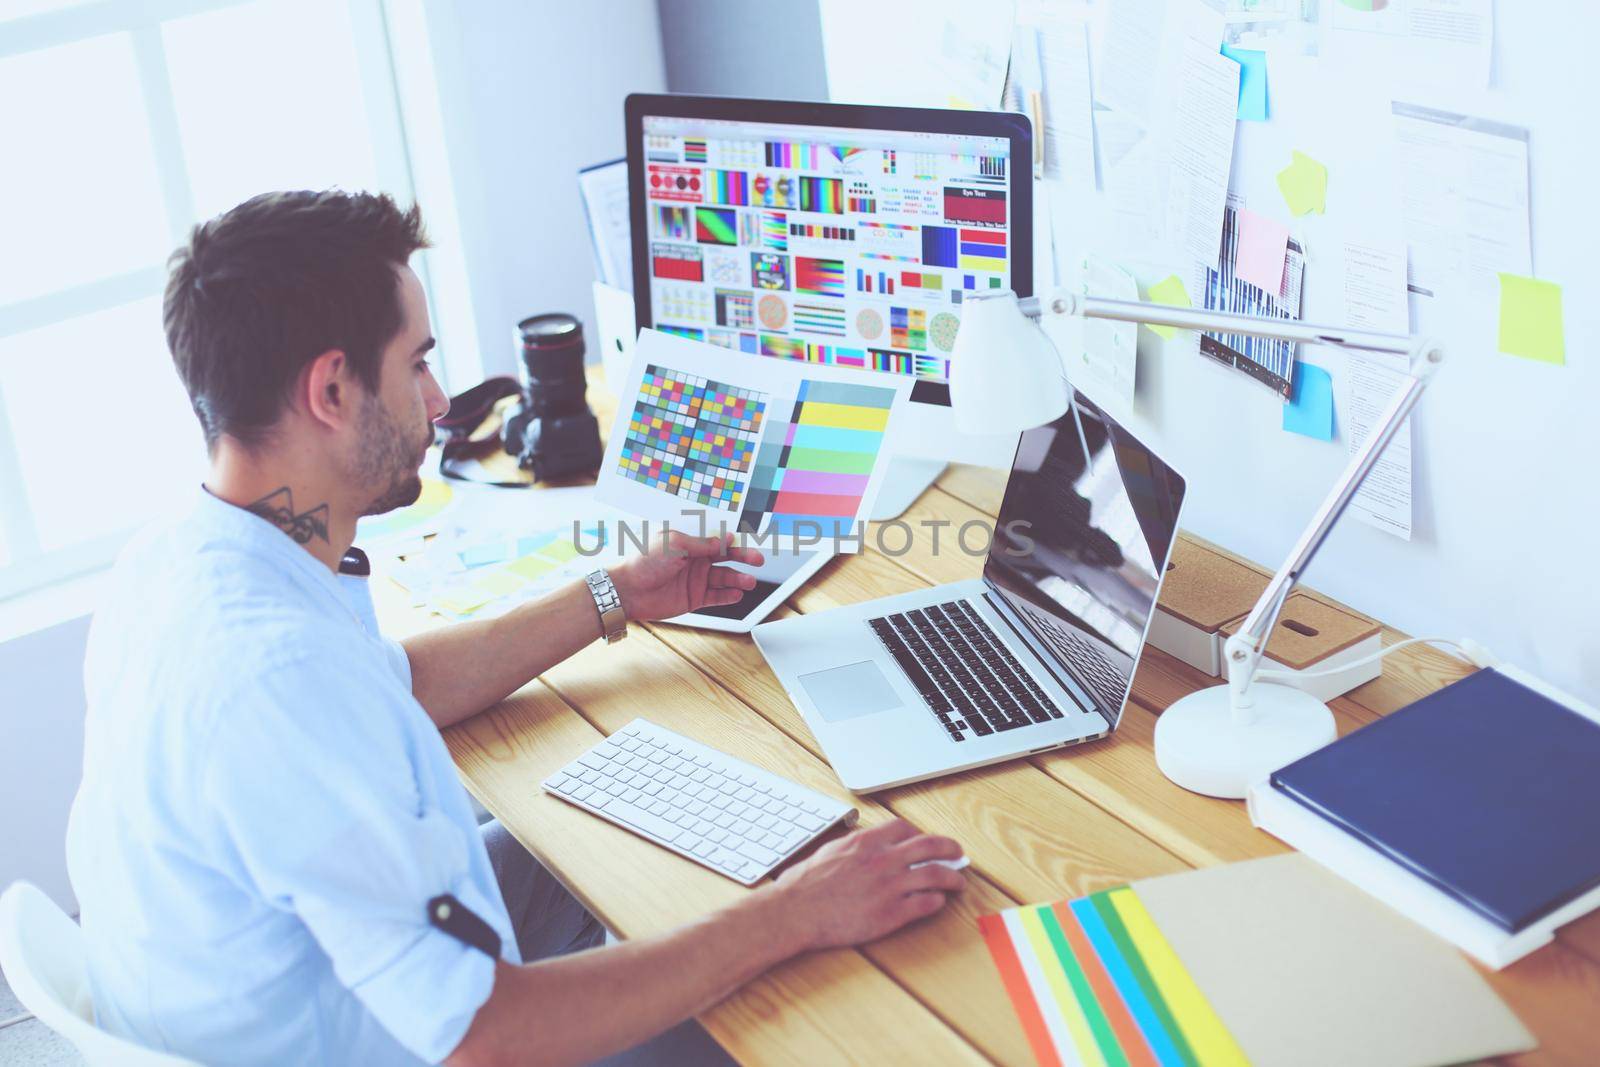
[{"xmin": 911, "ymin": 855, "xmax": 971, "ymax": 871}]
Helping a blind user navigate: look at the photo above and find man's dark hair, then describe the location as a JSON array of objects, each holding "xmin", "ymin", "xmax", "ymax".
[{"xmin": 164, "ymin": 190, "xmax": 430, "ymax": 449}]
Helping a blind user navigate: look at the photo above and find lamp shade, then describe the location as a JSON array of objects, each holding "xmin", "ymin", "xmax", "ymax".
[{"xmin": 948, "ymin": 291, "xmax": 1070, "ymax": 435}]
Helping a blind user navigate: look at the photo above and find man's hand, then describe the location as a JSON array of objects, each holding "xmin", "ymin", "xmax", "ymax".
[
  {"xmin": 608, "ymin": 530, "xmax": 765, "ymax": 622},
  {"xmin": 768, "ymin": 819, "xmax": 966, "ymax": 952}
]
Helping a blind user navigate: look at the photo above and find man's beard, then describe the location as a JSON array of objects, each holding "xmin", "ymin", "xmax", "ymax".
[{"xmin": 356, "ymin": 398, "xmax": 431, "ymax": 517}]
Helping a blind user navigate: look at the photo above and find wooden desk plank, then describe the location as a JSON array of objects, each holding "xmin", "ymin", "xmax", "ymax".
[
  {"xmin": 443, "ymin": 681, "xmax": 988, "ymax": 1066},
  {"xmin": 934, "ymin": 463, "xmax": 1006, "ymax": 518}
]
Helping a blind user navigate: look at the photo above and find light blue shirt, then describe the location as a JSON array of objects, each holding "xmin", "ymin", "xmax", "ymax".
[{"xmin": 67, "ymin": 490, "xmax": 518, "ymax": 1065}]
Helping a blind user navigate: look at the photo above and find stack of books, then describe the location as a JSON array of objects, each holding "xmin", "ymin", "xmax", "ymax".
[{"xmin": 1250, "ymin": 665, "xmax": 1600, "ymax": 968}]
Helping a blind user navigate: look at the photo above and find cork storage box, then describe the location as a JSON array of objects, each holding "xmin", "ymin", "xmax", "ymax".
[
  {"xmin": 1148, "ymin": 535, "xmax": 1272, "ymax": 675},
  {"xmin": 1219, "ymin": 592, "xmax": 1382, "ymax": 702}
]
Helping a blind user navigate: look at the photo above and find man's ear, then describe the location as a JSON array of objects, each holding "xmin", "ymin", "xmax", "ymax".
[{"xmin": 300, "ymin": 348, "xmax": 353, "ymax": 432}]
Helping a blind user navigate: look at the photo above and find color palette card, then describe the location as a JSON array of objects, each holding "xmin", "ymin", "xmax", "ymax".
[
  {"xmin": 980, "ymin": 854, "xmax": 1533, "ymax": 1067},
  {"xmin": 597, "ymin": 329, "xmax": 909, "ymax": 554}
]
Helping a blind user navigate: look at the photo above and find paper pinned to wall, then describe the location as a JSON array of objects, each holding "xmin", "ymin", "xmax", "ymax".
[
  {"xmin": 1095, "ymin": 0, "xmax": 1169, "ymax": 128},
  {"xmin": 1339, "ymin": 238, "xmax": 1414, "ymax": 540},
  {"xmin": 1073, "ymin": 255, "xmax": 1140, "ymax": 407},
  {"xmin": 936, "ymin": 0, "xmax": 1017, "ymax": 109},
  {"xmin": 1166, "ymin": 40, "xmax": 1241, "ymax": 267},
  {"xmin": 1036, "ymin": 16, "xmax": 1097, "ymax": 191},
  {"xmin": 578, "ymin": 158, "xmax": 633, "ymax": 291},
  {"xmin": 1283, "ymin": 361, "xmax": 1334, "ymax": 441},
  {"xmin": 1146, "ymin": 274, "xmax": 1193, "ymax": 340},
  {"xmin": 1330, "ymin": 0, "xmax": 1491, "ymax": 90},
  {"xmin": 1393, "ymin": 103, "xmax": 1531, "ymax": 311},
  {"xmin": 1345, "ymin": 352, "xmax": 1413, "ymax": 541},
  {"xmin": 1221, "ymin": 43, "xmax": 1269, "ymax": 121},
  {"xmin": 1236, "ymin": 208, "xmax": 1290, "ymax": 296},
  {"xmin": 1276, "ymin": 150, "xmax": 1327, "ymax": 216},
  {"xmin": 1497, "ymin": 273, "xmax": 1566, "ymax": 366}
]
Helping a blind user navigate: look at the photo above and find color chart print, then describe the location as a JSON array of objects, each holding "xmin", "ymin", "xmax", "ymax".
[
  {"xmin": 890, "ymin": 307, "xmax": 927, "ymax": 350},
  {"xmin": 618, "ymin": 365, "xmax": 767, "ymax": 510},
  {"xmin": 793, "ymin": 302, "xmax": 847, "ymax": 337},
  {"xmin": 639, "ymin": 118, "xmax": 1014, "ymax": 386},
  {"xmin": 795, "ymin": 257, "xmax": 845, "ymax": 298},
  {"xmin": 737, "ymin": 379, "xmax": 896, "ymax": 537},
  {"xmin": 695, "ymin": 207, "xmax": 737, "ymax": 245}
]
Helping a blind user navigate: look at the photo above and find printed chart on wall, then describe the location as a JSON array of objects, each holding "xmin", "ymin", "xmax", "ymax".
[
  {"xmin": 639, "ymin": 113, "xmax": 1016, "ymax": 387},
  {"xmin": 597, "ymin": 330, "xmax": 908, "ymax": 552}
]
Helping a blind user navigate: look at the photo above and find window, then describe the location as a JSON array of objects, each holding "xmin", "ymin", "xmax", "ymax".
[{"xmin": 0, "ymin": 0, "xmax": 469, "ymax": 600}]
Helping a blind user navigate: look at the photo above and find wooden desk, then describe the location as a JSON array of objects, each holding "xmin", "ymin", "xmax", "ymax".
[{"xmin": 374, "ymin": 378, "xmax": 1600, "ymax": 1066}]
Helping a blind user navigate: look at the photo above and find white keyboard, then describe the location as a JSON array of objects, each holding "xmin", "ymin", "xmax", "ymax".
[{"xmin": 542, "ymin": 719, "xmax": 858, "ymax": 885}]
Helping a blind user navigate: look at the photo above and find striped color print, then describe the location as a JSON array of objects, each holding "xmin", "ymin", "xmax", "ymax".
[
  {"xmin": 736, "ymin": 379, "xmax": 895, "ymax": 539},
  {"xmin": 799, "ymin": 176, "xmax": 844, "ymax": 214},
  {"xmin": 792, "ymin": 302, "xmax": 847, "ymax": 337},
  {"xmin": 978, "ymin": 890, "xmax": 1248, "ymax": 1067},
  {"xmin": 794, "ymin": 257, "xmax": 845, "ymax": 298},
  {"xmin": 959, "ymin": 226, "xmax": 1007, "ymax": 270},
  {"xmin": 709, "ymin": 169, "xmax": 750, "ymax": 206}
]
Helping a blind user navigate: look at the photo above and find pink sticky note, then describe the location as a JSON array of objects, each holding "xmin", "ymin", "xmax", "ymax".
[{"xmin": 1236, "ymin": 208, "xmax": 1290, "ymax": 297}]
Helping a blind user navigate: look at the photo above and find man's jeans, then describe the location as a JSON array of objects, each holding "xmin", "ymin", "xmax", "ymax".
[{"xmin": 479, "ymin": 820, "xmax": 736, "ymax": 1067}]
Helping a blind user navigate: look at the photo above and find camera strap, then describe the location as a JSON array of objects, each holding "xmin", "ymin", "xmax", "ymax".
[{"xmin": 434, "ymin": 376, "xmax": 527, "ymax": 487}]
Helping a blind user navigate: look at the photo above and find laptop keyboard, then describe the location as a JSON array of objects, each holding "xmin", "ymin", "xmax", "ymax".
[
  {"xmin": 867, "ymin": 599, "xmax": 1064, "ymax": 742},
  {"xmin": 1027, "ymin": 612, "xmax": 1128, "ymax": 713}
]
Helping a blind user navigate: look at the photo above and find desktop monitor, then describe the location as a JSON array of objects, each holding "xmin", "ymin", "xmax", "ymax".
[{"xmin": 624, "ymin": 93, "xmax": 1032, "ymax": 470}]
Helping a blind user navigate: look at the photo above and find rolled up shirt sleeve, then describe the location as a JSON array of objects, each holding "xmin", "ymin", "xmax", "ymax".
[{"xmin": 202, "ymin": 642, "xmax": 505, "ymax": 1063}]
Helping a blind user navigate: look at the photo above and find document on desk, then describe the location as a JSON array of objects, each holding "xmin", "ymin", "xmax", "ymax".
[
  {"xmin": 934, "ymin": 0, "xmax": 1016, "ymax": 109},
  {"xmin": 578, "ymin": 159, "xmax": 633, "ymax": 292},
  {"xmin": 1392, "ymin": 102, "xmax": 1531, "ymax": 312},
  {"xmin": 1339, "ymin": 237, "xmax": 1413, "ymax": 539}
]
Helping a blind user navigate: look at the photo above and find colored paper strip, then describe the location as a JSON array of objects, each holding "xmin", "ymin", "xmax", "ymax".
[
  {"xmin": 769, "ymin": 469, "xmax": 869, "ymax": 496},
  {"xmin": 1038, "ymin": 906, "xmax": 1129, "ymax": 1067},
  {"xmin": 979, "ymin": 914, "xmax": 1066, "ymax": 1067},
  {"xmin": 1053, "ymin": 903, "xmax": 1161, "ymax": 1067},
  {"xmin": 1005, "ymin": 910, "xmax": 1089, "ymax": 1065},
  {"xmin": 1090, "ymin": 894, "xmax": 1199, "ymax": 1067},
  {"xmin": 1019, "ymin": 907, "xmax": 1107, "ymax": 1067},
  {"xmin": 1075, "ymin": 898, "xmax": 1192, "ymax": 1067},
  {"xmin": 795, "ymin": 400, "xmax": 891, "ymax": 431},
  {"xmin": 1108, "ymin": 890, "xmax": 1249, "ymax": 1067},
  {"xmin": 781, "ymin": 446, "xmax": 876, "ymax": 475},
  {"xmin": 1496, "ymin": 273, "xmax": 1565, "ymax": 365}
]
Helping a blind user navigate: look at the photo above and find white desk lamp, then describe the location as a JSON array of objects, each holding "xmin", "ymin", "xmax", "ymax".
[{"xmin": 951, "ymin": 289, "xmax": 1442, "ymax": 799}]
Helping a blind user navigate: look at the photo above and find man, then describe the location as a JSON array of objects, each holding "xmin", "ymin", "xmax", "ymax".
[{"xmin": 66, "ymin": 190, "xmax": 966, "ymax": 1066}]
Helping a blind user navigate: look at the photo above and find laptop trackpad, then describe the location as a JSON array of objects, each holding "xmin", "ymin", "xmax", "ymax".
[{"xmin": 799, "ymin": 661, "xmax": 904, "ymax": 723}]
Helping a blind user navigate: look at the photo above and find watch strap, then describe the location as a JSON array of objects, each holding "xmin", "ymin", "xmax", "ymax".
[{"xmin": 585, "ymin": 569, "xmax": 627, "ymax": 644}]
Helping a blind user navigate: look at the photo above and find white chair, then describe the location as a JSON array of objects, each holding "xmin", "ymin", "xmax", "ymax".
[{"xmin": 0, "ymin": 881, "xmax": 201, "ymax": 1067}]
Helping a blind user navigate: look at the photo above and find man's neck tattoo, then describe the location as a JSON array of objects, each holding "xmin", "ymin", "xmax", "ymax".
[{"xmin": 245, "ymin": 487, "xmax": 330, "ymax": 545}]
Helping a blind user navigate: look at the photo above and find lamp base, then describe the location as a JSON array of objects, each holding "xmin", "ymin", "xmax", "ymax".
[
  {"xmin": 1153, "ymin": 682, "xmax": 1336, "ymax": 800},
  {"xmin": 868, "ymin": 458, "xmax": 947, "ymax": 521}
]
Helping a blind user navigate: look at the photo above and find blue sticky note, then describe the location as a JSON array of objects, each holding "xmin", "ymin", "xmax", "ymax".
[
  {"xmin": 1283, "ymin": 362, "xmax": 1334, "ymax": 440},
  {"xmin": 1221, "ymin": 44, "xmax": 1268, "ymax": 121}
]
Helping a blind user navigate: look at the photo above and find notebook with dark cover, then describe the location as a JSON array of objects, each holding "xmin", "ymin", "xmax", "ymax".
[{"xmin": 1270, "ymin": 668, "xmax": 1600, "ymax": 933}]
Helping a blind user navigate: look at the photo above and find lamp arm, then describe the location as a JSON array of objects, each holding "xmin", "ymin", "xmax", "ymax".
[{"xmin": 1015, "ymin": 287, "xmax": 1443, "ymax": 722}]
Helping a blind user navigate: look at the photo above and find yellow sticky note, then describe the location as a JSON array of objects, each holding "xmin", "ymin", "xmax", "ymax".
[
  {"xmin": 1146, "ymin": 275, "xmax": 1192, "ymax": 340},
  {"xmin": 1276, "ymin": 150, "xmax": 1327, "ymax": 216},
  {"xmin": 1497, "ymin": 273, "xmax": 1565, "ymax": 365}
]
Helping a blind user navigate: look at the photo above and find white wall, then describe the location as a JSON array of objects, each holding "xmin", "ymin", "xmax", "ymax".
[
  {"xmin": 821, "ymin": 1, "xmax": 1600, "ymax": 701},
  {"xmin": 415, "ymin": 0, "xmax": 667, "ymax": 377}
]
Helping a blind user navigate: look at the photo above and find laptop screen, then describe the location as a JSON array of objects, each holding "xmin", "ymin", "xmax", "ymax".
[{"xmin": 983, "ymin": 392, "xmax": 1186, "ymax": 722}]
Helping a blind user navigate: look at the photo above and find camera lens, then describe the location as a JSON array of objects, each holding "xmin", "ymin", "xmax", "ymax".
[{"xmin": 517, "ymin": 312, "xmax": 585, "ymax": 383}]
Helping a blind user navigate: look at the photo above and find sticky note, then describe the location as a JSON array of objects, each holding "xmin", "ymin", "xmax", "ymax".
[
  {"xmin": 1236, "ymin": 209, "xmax": 1290, "ymax": 296},
  {"xmin": 1276, "ymin": 151, "xmax": 1327, "ymax": 216},
  {"xmin": 1497, "ymin": 273, "xmax": 1565, "ymax": 365},
  {"xmin": 1221, "ymin": 44, "xmax": 1268, "ymax": 121},
  {"xmin": 1283, "ymin": 362, "xmax": 1335, "ymax": 441},
  {"xmin": 1145, "ymin": 275, "xmax": 1192, "ymax": 340}
]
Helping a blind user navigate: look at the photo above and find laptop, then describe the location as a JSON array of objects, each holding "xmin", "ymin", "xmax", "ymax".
[{"xmin": 752, "ymin": 390, "xmax": 1187, "ymax": 792}]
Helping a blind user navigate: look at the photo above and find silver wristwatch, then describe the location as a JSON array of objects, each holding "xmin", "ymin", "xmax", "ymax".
[{"xmin": 585, "ymin": 569, "xmax": 627, "ymax": 644}]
